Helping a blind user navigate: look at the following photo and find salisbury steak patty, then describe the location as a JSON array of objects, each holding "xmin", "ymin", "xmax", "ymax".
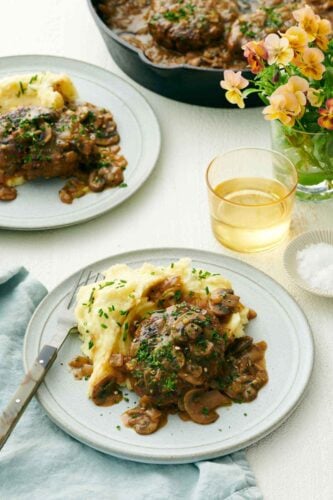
[
  {"xmin": 0, "ymin": 103, "xmax": 127, "ymax": 202},
  {"xmin": 148, "ymin": 0, "xmax": 225, "ymax": 52},
  {"xmin": 122, "ymin": 295, "xmax": 268, "ymax": 434},
  {"xmin": 126, "ymin": 302, "xmax": 228, "ymax": 408}
]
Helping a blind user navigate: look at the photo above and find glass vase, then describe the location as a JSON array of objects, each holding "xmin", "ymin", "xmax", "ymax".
[{"xmin": 271, "ymin": 121, "xmax": 333, "ymax": 201}]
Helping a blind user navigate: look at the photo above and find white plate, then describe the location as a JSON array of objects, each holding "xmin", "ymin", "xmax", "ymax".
[
  {"xmin": 23, "ymin": 248, "xmax": 314, "ymax": 464},
  {"xmin": 0, "ymin": 55, "xmax": 160, "ymax": 230}
]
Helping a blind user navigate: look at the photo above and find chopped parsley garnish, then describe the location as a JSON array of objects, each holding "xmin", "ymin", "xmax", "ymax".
[
  {"xmin": 100, "ymin": 323, "xmax": 108, "ymax": 329},
  {"xmin": 162, "ymin": 3, "xmax": 195, "ymax": 22},
  {"xmin": 88, "ymin": 340, "xmax": 94, "ymax": 349},
  {"xmin": 205, "ymin": 286, "xmax": 210, "ymax": 295},
  {"xmin": 239, "ymin": 21, "xmax": 256, "ymax": 38},
  {"xmin": 262, "ymin": 7, "xmax": 283, "ymax": 29},
  {"xmin": 29, "ymin": 75, "xmax": 38, "ymax": 84},
  {"xmin": 119, "ymin": 310, "xmax": 128, "ymax": 316},
  {"xmin": 116, "ymin": 425, "xmax": 121, "ymax": 431},
  {"xmin": 198, "ymin": 270, "xmax": 212, "ymax": 280},
  {"xmin": 211, "ymin": 330, "xmax": 220, "ymax": 341},
  {"xmin": 174, "ymin": 290, "xmax": 182, "ymax": 302},
  {"xmin": 87, "ymin": 288, "xmax": 96, "ymax": 312},
  {"xmin": 136, "ymin": 341, "xmax": 175, "ymax": 369},
  {"xmin": 119, "ymin": 183, "xmax": 127, "ymax": 188},
  {"xmin": 19, "ymin": 81, "xmax": 26, "ymax": 95},
  {"xmin": 201, "ymin": 407, "xmax": 209, "ymax": 415},
  {"xmin": 163, "ymin": 376, "xmax": 177, "ymax": 392},
  {"xmin": 98, "ymin": 281, "xmax": 115, "ymax": 290}
]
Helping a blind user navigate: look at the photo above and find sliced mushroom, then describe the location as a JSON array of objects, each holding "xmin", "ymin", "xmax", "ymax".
[
  {"xmin": 147, "ymin": 276, "xmax": 182, "ymax": 304},
  {"xmin": 121, "ymin": 406, "xmax": 162, "ymax": 435},
  {"xmin": 183, "ymin": 389, "xmax": 231, "ymax": 424},
  {"xmin": 95, "ymin": 136, "xmax": 114, "ymax": 147},
  {"xmin": 91, "ymin": 375, "xmax": 122, "ymax": 406},
  {"xmin": 68, "ymin": 355, "xmax": 93, "ymax": 380},
  {"xmin": 226, "ymin": 336, "xmax": 253, "ymax": 356},
  {"xmin": 78, "ymin": 106, "xmax": 90, "ymax": 122},
  {"xmin": 247, "ymin": 309, "xmax": 257, "ymax": 320},
  {"xmin": 179, "ymin": 363, "xmax": 203, "ymax": 385},
  {"xmin": 0, "ymin": 186, "xmax": 17, "ymax": 201},
  {"xmin": 173, "ymin": 349, "xmax": 186, "ymax": 369},
  {"xmin": 171, "ymin": 312, "xmax": 204, "ymax": 343},
  {"xmin": 69, "ymin": 355, "xmax": 91, "ymax": 369},
  {"xmin": 59, "ymin": 188, "xmax": 73, "ymax": 204},
  {"xmin": 98, "ymin": 165, "xmax": 124, "ymax": 187},
  {"xmin": 40, "ymin": 123, "xmax": 53, "ymax": 144},
  {"xmin": 209, "ymin": 289, "xmax": 240, "ymax": 317},
  {"xmin": 88, "ymin": 170, "xmax": 106, "ymax": 192},
  {"xmin": 190, "ymin": 340, "xmax": 214, "ymax": 357}
]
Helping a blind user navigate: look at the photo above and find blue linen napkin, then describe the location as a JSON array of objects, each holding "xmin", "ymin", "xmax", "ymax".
[{"xmin": 0, "ymin": 267, "xmax": 263, "ymax": 500}]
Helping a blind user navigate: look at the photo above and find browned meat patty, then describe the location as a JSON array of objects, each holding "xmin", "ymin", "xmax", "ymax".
[
  {"xmin": 127, "ymin": 302, "xmax": 228, "ymax": 408},
  {"xmin": 122, "ymin": 298, "xmax": 267, "ymax": 434},
  {"xmin": 0, "ymin": 103, "xmax": 127, "ymax": 203},
  {"xmin": 148, "ymin": 0, "xmax": 225, "ymax": 52}
]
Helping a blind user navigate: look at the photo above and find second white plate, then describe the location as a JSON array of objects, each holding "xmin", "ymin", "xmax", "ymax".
[
  {"xmin": 23, "ymin": 248, "xmax": 314, "ymax": 464},
  {"xmin": 0, "ymin": 55, "xmax": 160, "ymax": 230}
]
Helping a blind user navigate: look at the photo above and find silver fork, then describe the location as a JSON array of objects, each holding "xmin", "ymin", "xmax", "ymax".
[{"xmin": 0, "ymin": 268, "xmax": 103, "ymax": 451}]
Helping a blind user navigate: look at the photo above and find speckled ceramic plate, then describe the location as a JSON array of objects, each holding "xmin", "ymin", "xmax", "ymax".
[
  {"xmin": 284, "ymin": 229, "xmax": 333, "ymax": 298},
  {"xmin": 23, "ymin": 248, "xmax": 314, "ymax": 464},
  {"xmin": 0, "ymin": 55, "xmax": 160, "ymax": 230}
]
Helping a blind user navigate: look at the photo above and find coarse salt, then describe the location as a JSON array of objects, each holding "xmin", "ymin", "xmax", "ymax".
[{"xmin": 296, "ymin": 242, "xmax": 333, "ymax": 293}]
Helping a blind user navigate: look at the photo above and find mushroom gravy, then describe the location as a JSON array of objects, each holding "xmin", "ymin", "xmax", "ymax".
[
  {"xmin": 0, "ymin": 102, "xmax": 127, "ymax": 203},
  {"xmin": 96, "ymin": 0, "xmax": 331, "ymax": 69},
  {"xmin": 121, "ymin": 301, "xmax": 267, "ymax": 434},
  {"xmin": 73, "ymin": 277, "xmax": 268, "ymax": 435}
]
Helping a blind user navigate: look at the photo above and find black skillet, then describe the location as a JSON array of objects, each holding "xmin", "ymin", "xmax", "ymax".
[{"xmin": 87, "ymin": 0, "xmax": 262, "ymax": 108}]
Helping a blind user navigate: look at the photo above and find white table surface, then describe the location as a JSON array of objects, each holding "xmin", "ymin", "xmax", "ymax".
[{"xmin": 0, "ymin": 1, "xmax": 332, "ymax": 498}]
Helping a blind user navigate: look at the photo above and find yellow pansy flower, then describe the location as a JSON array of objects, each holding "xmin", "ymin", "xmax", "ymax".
[
  {"xmin": 264, "ymin": 34, "xmax": 294, "ymax": 66},
  {"xmin": 293, "ymin": 5, "xmax": 319, "ymax": 42},
  {"xmin": 274, "ymin": 76, "xmax": 308, "ymax": 115},
  {"xmin": 318, "ymin": 99, "xmax": 333, "ymax": 130},
  {"xmin": 307, "ymin": 88, "xmax": 323, "ymax": 107},
  {"xmin": 297, "ymin": 47, "xmax": 326, "ymax": 80},
  {"xmin": 263, "ymin": 88, "xmax": 303, "ymax": 127},
  {"xmin": 282, "ymin": 27, "xmax": 309, "ymax": 53},
  {"xmin": 315, "ymin": 19, "xmax": 332, "ymax": 51},
  {"xmin": 220, "ymin": 70, "xmax": 249, "ymax": 109}
]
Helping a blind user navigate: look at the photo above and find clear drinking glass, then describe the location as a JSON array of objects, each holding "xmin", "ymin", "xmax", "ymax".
[
  {"xmin": 271, "ymin": 121, "xmax": 333, "ymax": 201},
  {"xmin": 206, "ymin": 148, "xmax": 298, "ymax": 253}
]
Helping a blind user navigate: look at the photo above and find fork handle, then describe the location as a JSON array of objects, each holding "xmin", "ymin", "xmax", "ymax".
[{"xmin": 0, "ymin": 345, "xmax": 57, "ymax": 450}]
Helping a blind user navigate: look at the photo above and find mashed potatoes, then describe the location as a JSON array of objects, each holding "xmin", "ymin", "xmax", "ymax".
[
  {"xmin": 75, "ymin": 258, "xmax": 249, "ymax": 398},
  {"xmin": 0, "ymin": 72, "xmax": 77, "ymax": 113}
]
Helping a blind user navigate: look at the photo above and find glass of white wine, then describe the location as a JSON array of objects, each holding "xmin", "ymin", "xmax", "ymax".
[{"xmin": 206, "ymin": 148, "xmax": 298, "ymax": 253}]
